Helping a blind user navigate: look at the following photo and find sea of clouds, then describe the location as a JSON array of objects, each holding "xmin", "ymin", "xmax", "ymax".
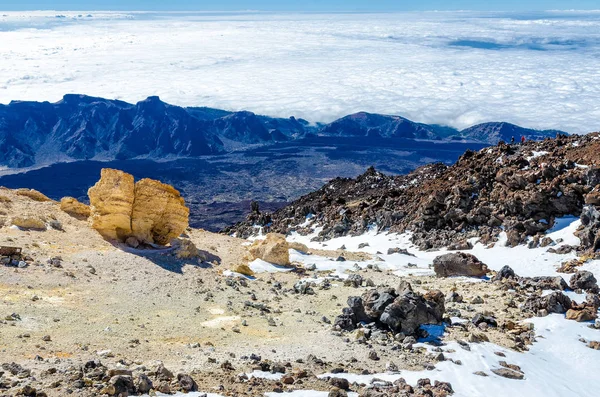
[{"xmin": 1, "ymin": 10, "xmax": 600, "ymax": 133}]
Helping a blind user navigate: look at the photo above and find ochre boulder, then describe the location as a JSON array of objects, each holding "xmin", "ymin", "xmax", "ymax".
[
  {"xmin": 11, "ymin": 216, "xmax": 46, "ymax": 230},
  {"xmin": 60, "ymin": 197, "xmax": 91, "ymax": 219},
  {"xmin": 87, "ymin": 168, "xmax": 189, "ymax": 245},
  {"xmin": 289, "ymin": 241, "xmax": 310, "ymax": 254},
  {"xmin": 15, "ymin": 188, "xmax": 52, "ymax": 202},
  {"xmin": 231, "ymin": 263, "xmax": 255, "ymax": 276},
  {"xmin": 131, "ymin": 179, "xmax": 189, "ymax": 245},
  {"xmin": 88, "ymin": 169, "xmax": 135, "ymax": 241},
  {"xmin": 248, "ymin": 233, "xmax": 290, "ymax": 266},
  {"xmin": 566, "ymin": 308, "xmax": 597, "ymax": 322},
  {"xmin": 433, "ymin": 252, "xmax": 488, "ymax": 278},
  {"xmin": 170, "ymin": 238, "xmax": 200, "ymax": 259}
]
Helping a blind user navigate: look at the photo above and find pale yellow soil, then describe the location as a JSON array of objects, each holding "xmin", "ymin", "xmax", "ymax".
[{"xmin": 0, "ymin": 188, "xmax": 527, "ymax": 396}]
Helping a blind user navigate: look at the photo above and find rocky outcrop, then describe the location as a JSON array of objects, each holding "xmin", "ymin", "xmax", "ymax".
[
  {"xmin": 88, "ymin": 169, "xmax": 136, "ymax": 241},
  {"xmin": 493, "ymin": 266, "xmax": 569, "ymax": 291},
  {"xmin": 231, "ymin": 263, "xmax": 255, "ymax": 277},
  {"xmin": 60, "ymin": 197, "xmax": 91, "ymax": 219},
  {"xmin": 521, "ymin": 292, "xmax": 572, "ymax": 315},
  {"xmin": 575, "ymin": 205, "xmax": 600, "ymax": 252},
  {"xmin": 227, "ymin": 133, "xmax": 600, "ymax": 252},
  {"xmin": 247, "ymin": 233, "xmax": 291, "ymax": 266},
  {"xmin": 88, "ymin": 168, "xmax": 189, "ymax": 245},
  {"xmin": 569, "ymin": 270, "xmax": 598, "ymax": 292},
  {"xmin": 170, "ymin": 238, "xmax": 200, "ymax": 259},
  {"xmin": 433, "ymin": 253, "xmax": 488, "ymax": 278},
  {"xmin": 15, "ymin": 188, "xmax": 52, "ymax": 202},
  {"xmin": 10, "ymin": 216, "xmax": 46, "ymax": 230},
  {"xmin": 131, "ymin": 179, "xmax": 189, "ymax": 245},
  {"xmin": 334, "ymin": 282, "xmax": 445, "ymax": 336}
]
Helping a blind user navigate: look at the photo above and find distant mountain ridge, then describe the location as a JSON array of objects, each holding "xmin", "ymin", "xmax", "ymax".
[{"xmin": 0, "ymin": 95, "xmax": 566, "ymax": 168}]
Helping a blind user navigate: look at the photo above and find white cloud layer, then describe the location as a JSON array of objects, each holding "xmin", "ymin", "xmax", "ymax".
[{"xmin": 1, "ymin": 10, "xmax": 600, "ymax": 133}]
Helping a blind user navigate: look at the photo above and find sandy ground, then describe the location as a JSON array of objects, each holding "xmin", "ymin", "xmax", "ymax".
[{"xmin": 0, "ymin": 188, "xmax": 536, "ymax": 396}]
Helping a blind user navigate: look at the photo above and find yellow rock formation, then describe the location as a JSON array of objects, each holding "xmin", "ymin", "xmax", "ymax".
[
  {"xmin": 88, "ymin": 169, "xmax": 135, "ymax": 241},
  {"xmin": 60, "ymin": 197, "xmax": 91, "ymax": 219},
  {"xmin": 87, "ymin": 168, "xmax": 189, "ymax": 245},
  {"xmin": 131, "ymin": 179, "xmax": 189, "ymax": 245},
  {"xmin": 231, "ymin": 263, "xmax": 255, "ymax": 276},
  {"xmin": 15, "ymin": 188, "xmax": 52, "ymax": 202},
  {"xmin": 11, "ymin": 216, "xmax": 46, "ymax": 230},
  {"xmin": 248, "ymin": 233, "xmax": 291, "ymax": 266}
]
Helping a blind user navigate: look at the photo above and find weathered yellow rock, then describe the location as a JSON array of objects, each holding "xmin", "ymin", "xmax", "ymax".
[
  {"xmin": 131, "ymin": 179, "xmax": 189, "ymax": 245},
  {"xmin": 231, "ymin": 263, "xmax": 255, "ymax": 276},
  {"xmin": 16, "ymin": 188, "xmax": 52, "ymax": 202},
  {"xmin": 289, "ymin": 241, "xmax": 310, "ymax": 254},
  {"xmin": 170, "ymin": 238, "xmax": 200, "ymax": 259},
  {"xmin": 87, "ymin": 168, "xmax": 189, "ymax": 245},
  {"xmin": 88, "ymin": 169, "xmax": 135, "ymax": 241},
  {"xmin": 248, "ymin": 233, "xmax": 290, "ymax": 266},
  {"xmin": 60, "ymin": 197, "xmax": 91, "ymax": 219},
  {"xmin": 11, "ymin": 216, "xmax": 46, "ymax": 230}
]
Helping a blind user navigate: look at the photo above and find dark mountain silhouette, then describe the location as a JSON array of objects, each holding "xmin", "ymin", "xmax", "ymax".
[{"xmin": 0, "ymin": 95, "xmax": 566, "ymax": 168}]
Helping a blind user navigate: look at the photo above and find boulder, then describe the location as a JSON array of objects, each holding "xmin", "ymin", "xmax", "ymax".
[
  {"xmin": 362, "ymin": 288, "xmax": 396, "ymax": 319},
  {"xmin": 566, "ymin": 308, "xmax": 597, "ymax": 322},
  {"xmin": 177, "ymin": 373, "xmax": 198, "ymax": 392},
  {"xmin": 433, "ymin": 252, "xmax": 488, "ymax": 278},
  {"xmin": 11, "ymin": 216, "xmax": 46, "ymax": 230},
  {"xmin": 130, "ymin": 178, "xmax": 189, "ymax": 245},
  {"xmin": 379, "ymin": 290, "xmax": 445, "ymax": 335},
  {"xmin": 569, "ymin": 270, "xmax": 598, "ymax": 292},
  {"xmin": 88, "ymin": 169, "xmax": 135, "ymax": 241},
  {"xmin": 60, "ymin": 197, "xmax": 91, "ymax": 219},
  {"xmin": 289, "ymin": 241, "xmax": 310, "ymax": 253},
  {"xmin": 248, "ymin": 233, "xmax": 290, "ymax": 266},
  {"xmin": 336, "ymin": 283, "xmax": 445, "ymax": 336},
  {"xmin": 493, "ymin": 265, "xmax": 517, "ymax": 281},
  {"xmin": 104, "ymin": 375, "xmax": 135, "ymax": 396},
  {"xmin": 170, "ymin": 238, "xmax": 200, "ymax": 259},
  {"xmin": 520, "ymin": 276, "xmax": 569, "ymax": 291},
  {"xmin": 15, "ymin": 188, "xmax": 52, "ymax": 202},
  {"xmin": 522, "ymin": 292, "xmax": 572, "ymax": 315},
  {"xmin": 575, "ymin": 205, "xmax": 600, "ymax": 252},
  {"xmin": 135, "ymin": 374, "xmax": 153, "ymax": 394},
  {"xmin": 231, "ymin": 263, "xmax": 255, "ymax": 277},
  {"xmin": 88, "ymin": 169, "xmax": 189, "ymax": 245}
]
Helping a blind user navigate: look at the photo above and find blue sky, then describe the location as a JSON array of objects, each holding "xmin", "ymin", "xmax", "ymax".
[{"xmin": 2, "ymin": 0, "xmax": 600, "ymax": 12}]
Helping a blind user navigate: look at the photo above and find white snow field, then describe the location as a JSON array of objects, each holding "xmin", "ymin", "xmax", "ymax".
[{"xmin": 221, "ymin": 216, "xmax": 600, "ymax": 396}]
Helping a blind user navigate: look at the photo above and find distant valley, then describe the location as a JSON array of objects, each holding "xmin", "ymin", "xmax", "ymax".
[{"xmin": 0, "ymin": 95, "xmax": 566, "ymax": 230}]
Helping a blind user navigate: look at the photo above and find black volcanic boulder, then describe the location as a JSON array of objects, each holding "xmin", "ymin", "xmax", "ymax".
[
  {"xmin": 493, "ymin": 265, "xmax": 517, "ymax": 281},
  {"xmin": 569, "ymin": 270, "xmax": 598, "ymax": 292},
  {"xmin": 575, "ymin": 205, "xmax": 600, "ymax": 252},
  {"xmin": 520, "ymin": 276, "xmax": 569, "ymax": 291},
  {"xmin": 334, "ymin": 283, "xmax": 445, "ymax": 336},
  {"xmin": 433, "ymin": 253, "xmax": 488, "ymax": 278},
  {"xmin": 380, "ymin": 290, "xmax": 445, "ymax": 335},
  {"xmin": 362, "ymin": 288, "xmax": 397, "ymax": 319},
  {"xmin": 522, "ymin": 292, "xmax": 572, "ymax": 315}
]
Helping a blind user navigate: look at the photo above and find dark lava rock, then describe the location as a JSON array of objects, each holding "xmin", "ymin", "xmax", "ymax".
[
  {"xmin": 177, "ymin": 373, "xmax": 198, "ymax": 392},
  {"xmin": 334, "ymin": 282, "xmax": 445, "ymax": 336},
  {"xmin": 522, "ymin": 292, "xmax": 572, "ymax": 315},
  {"xmin": 569, "ymin": 270, "xmax": 598, "ymax": 292},
  {"xmin": 433, "ymin": 253, "xmax": 488, "ymax": 278},
  {"xmin": 493, "ymin": 265, "xmax": 517, "ymax": 281}
]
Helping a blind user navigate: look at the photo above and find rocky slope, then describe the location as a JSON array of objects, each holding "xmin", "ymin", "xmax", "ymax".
[
  {"xmin": 227, "ymin": 133, "xmax": 600, "ymax": 252},
  {"xmin": 0, "ymin": 95, "xmax": 565, "ymax": 168},
  {"xmin": 2, "ymin": 169, "xmax": 600, "ymax": 396}
]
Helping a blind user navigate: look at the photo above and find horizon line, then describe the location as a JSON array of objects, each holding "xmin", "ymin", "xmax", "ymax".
[{"xmin": 2, "ymin": 9, "xmax": 600, "ymax": 14}]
